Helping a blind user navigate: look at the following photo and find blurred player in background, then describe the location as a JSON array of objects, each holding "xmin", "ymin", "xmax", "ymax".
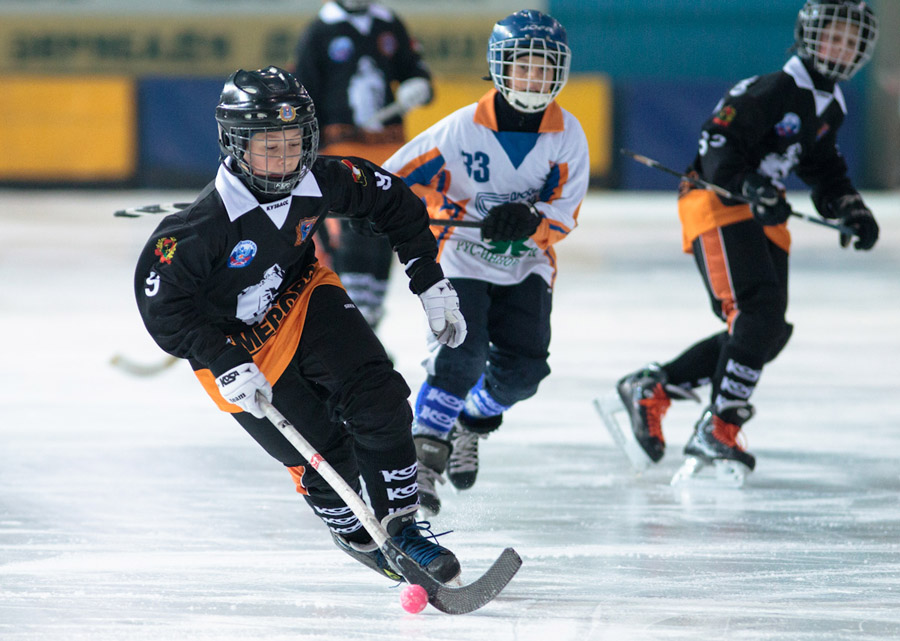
[
  {"xmin": 134, "ymin": 66, "xmax": 466, "ymax": 584},
  {"xmin": 293, "ymin": 0, "xmax": 434, "ymax": 331},
  {"xmin": 383, "ymin": 9, "xmax": 589, "ymax": 516},
  {"xmin": 597, "ymin": 1, "xmax": 880, "ymax": 486}
]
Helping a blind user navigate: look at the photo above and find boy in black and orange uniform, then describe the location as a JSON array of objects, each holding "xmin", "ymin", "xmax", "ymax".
[
  {"xmin": 134, "ymin": 66, "xmax": 465, "ymax": 583},
  {"xmin": 293, "ymin": 0, "xmax": 433, "ymax": 330},
  {"xmin": 600, "ymin": 1, "xmax": 880, "ymax": 484}
]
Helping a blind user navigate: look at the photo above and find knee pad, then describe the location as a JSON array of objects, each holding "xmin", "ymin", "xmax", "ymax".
[
  {"xmin": 731, "ymin": 308, "xmax": 788, "ymax": 361},
  {"xmin": 765, "ymin": 322, "xmax": 793, "ymax": 363},
  {"xmin": 339, "ymin": 368, "xmax": 413, "ymax": 447}
]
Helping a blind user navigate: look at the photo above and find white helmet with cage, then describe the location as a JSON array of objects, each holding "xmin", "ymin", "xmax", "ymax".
[
  {"xmin": 487, "ymin": 9, "xmax": 571, "ymax": 113},
  {"xmin": 794, "ymin": 1, "xmax": 879, "ymax": 82}
]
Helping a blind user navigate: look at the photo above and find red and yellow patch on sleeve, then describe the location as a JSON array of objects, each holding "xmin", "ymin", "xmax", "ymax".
[{"xmin": 154, "ymin": 237, "xmax": 177, "ymax": 264}]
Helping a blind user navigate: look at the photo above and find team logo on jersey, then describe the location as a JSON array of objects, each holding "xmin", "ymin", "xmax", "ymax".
[
  {"xmin": 816, "ymin": 123, "xmax": 831, "ymax": 141},
  {"xmin": 228, "ymin": 240, "xmax": 257, "ymax": 268},
  {"xmin": 377, "ymin": 32, "xmax": 398, "ymax": 58},
  {"xmin": 295, "ymin": 217, "xmax": 317, "ymax": 246},
  {"xmin": 340, "ymin": 159, "xmax": 367, "ymax": 185},
  {"xmin": 775, "ymin": 112, "xmax": 801, "ymax": 137},
  {"xmin": 154, "ymin": 237, "xmax": 177, "ymax": 264},
  {"xmin": 712, "ymin": 105, "xmax": 736, "ymax": 127},
  {"xmin": 328, "ymin": 36, "xmax": 354, "ymax": 63},
  {"xmin": 276, "ymin": 105, "xmax": 297, "ymax": 123}
]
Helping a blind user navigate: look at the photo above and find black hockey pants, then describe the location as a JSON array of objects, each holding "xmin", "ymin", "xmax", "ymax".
[{"xmin": 231, "ymin": 284, "xmax": 417, "ymax": 532}]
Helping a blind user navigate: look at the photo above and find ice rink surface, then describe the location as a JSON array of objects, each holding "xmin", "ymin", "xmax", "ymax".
[{"xmin": 2, "ymin": 189, "xmax": 899, "ymax": 640}]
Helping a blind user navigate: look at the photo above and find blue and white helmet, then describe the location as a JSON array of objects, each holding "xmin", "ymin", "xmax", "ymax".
[{"xmin": 487, "ymin": 9, "xmax": 571, "ymax": 113}]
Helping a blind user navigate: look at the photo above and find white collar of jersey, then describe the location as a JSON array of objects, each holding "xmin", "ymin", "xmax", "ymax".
[
  {"xmin": 320, "ymin": 2, "xmax": 392, "ymax": 35},
  {"xmin": 215, "ymin": 161, "xmax": 323, "ymax": 228},
  {"xmin": 783, "ymin": 56, "xmax": 846, "ymax": 117}
]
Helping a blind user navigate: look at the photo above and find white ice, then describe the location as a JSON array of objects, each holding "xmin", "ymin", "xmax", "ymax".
[{"xmin": 2, "ymin": 190, "xmax": 899, "ymax": 640}]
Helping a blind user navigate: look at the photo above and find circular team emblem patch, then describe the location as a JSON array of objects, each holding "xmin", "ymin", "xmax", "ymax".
[
  {"xmin": 775, "ymin": 112, "xmax": 801, "ymax": 137},
  {"xmin": 328, "ymin": 36, "xmax": 354, "ymax": 63},
  {"xmin": 229, "ymin": 240, "xmax": 257, "ymax": 268},
  {"xmin": 377, "ymin": 32, "xmax": 398, "ymax": 58},
  {"xmin": 277, "ymin": 105, "xmax": 296, "ymax": 122}
]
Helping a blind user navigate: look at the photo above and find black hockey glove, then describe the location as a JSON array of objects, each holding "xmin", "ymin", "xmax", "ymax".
[
  {"xmin": 481, "ymin": 202, "xmax": 541, "ymax": 242},
  {"xmin": 830, "ymin": 194, "xmax": 879, "ymax": 250},
  {"xmin": 741, "ymin": 174, "xmax": 792, "ymax": 226}
]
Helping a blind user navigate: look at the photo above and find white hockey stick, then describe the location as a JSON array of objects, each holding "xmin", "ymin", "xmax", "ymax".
[
  {"xmin": 109, "ymin": 353, "xmax": 179, "ymax": 377},
  {"xmin": 360, "ymin": 101, "xmax": 407, "ymax": 132},
  {"xmin": 257, "ymin": 394, "xmax": 521, "ymax": 614}
]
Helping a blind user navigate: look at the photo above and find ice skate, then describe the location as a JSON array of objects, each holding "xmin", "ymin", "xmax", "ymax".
[
  {"xmin": 446, "ymin": 414, "xmax": 502, "ymax": 490},
  {"xmin": 331, "ymin": 531, "xmax": 403, "ymax": 581},
  {"xmin": 414, "ymin": 435, "xmax": 450, "ymax": 517},
  {"xmin": 596, "ymin": 363, "xmax": 698, "ymax": 471},
  {"xmin": 383, "ymin": 505, "xmax": 461, "ymax": 585},
  {"xmin": 671, "ymin": 402, "xmax": 756, "ymax": 488}
]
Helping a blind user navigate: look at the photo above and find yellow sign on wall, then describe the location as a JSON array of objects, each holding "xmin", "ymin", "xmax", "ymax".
[{"xmin": 0, "ymin": 75, "xmax": 136, "ymax": 180}]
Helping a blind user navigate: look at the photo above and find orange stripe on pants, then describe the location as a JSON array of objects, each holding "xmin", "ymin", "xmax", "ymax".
[
  {"xmin": 287, "ymin": 465, "xmax": 309, "ymax": 495},
  {"xmin": 699, "ymin": 228, "xmax": 739, "ymax": 331}
]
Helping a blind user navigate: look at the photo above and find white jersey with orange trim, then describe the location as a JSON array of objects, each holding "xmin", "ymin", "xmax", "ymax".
[{"xmin": 382, "ymin": 89, "xmax": 589, "ymax": 287}]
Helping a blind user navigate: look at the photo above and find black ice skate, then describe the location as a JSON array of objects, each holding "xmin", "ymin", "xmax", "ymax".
[
  {"xmin": 331, "ymin": 531, "xmax": 403, "ymax": 582},
  {"xmin": 594, "ymin": 363, "xmax": 699, "ymax": 471},
  {"xmin": 446, "ymin": 414, "xmax": 502, "ymax": 490},
  {"xmin": 414, "ymin": 434, "xmax": 450, "ymax": 516},
  {"xmin": 671, "ymin": 401, "xmax": 756, "ymax": 488},
  {"xmin": 383, "ymin": 505, "xmax": 461, "ymax": 585}
]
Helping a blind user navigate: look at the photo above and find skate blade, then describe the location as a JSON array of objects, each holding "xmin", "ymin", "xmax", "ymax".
[
  {"xmin": 670, "ymin": 456, "xmax": 750, "ymax": 488},
  {"xmin": 593, "ymin": 395, "xmax": 652, "ymax": 472}
]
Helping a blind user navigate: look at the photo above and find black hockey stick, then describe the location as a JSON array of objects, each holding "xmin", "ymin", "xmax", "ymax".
[
  {"xmin": 114, "ymin": 203, "xmax": 483, "ymax": 228},
  {"xmin": 620, "ymin": 149, "xmax": 856, "ymax": 237},
  {"xmin": 257, "ymin": 395, "xmax": 521, "ymax": 614}
]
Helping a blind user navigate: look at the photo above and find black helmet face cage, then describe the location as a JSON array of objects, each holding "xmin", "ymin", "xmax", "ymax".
[
  {"xmin": 336, "ymin": 0, "xmax": 370, "ymax": 11},
  {"xmin": 797, "ymin": 1, "xmax": 878, "ymax": 81},
  {"xmin": 221, "ymin": 116, "xmax": 319, "ymax": 196},
  {"xmin": 488, "ymin": 37, "xmax": 571, "ymax": 113}
]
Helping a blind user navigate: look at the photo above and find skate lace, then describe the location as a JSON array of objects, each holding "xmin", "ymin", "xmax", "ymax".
[
  {"xmin": 639, "ymin": 383, "xmax": 672, "ymax": 441},
  {"xmin": 711, "ymin": 417, "xmax": 745, "ymax": 450},
  {"xmin": 394, "ymin": 522, "xmax": 453, "ymax": 566},
  {"xmin": 448, "ymin": 428, "xmax": 483, "ymax": 473}
]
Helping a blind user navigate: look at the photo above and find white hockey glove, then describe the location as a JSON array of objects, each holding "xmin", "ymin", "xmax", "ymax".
[
  {"xmin": 215, "ymin": 362, "xmax": 272, "ymax": 419},
  {"xmin": 418, "ymin": 278, "xmax": 467, "ymax": 348},
  {"xmin": 396, "ymin": 77, "xmax": 431, "ymax": 111}
]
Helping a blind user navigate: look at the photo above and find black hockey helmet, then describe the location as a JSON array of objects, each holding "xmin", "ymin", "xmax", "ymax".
[
  {"xmin": 335, "ymin": 0, "xmax": 370, "ymax": 12},
  {"xmin": 794, "ymin": 1, "xmax": 878, "ymax": 81},
  {"xmin": 215, "ymin": 66, "xmax": 319, "ymax": 195}
]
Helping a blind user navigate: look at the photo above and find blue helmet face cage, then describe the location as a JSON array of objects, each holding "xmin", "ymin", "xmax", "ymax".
[
  {"xmin": 216, "ymin": 66, "xmax": 320, "ymax": 195},
  {"xmin": 488, "ymin": 10, "xmax": 571, "ymax": 113},
  {"xmin": 795, "ymin": 1, "xmax": 878, "ymax": 82}
]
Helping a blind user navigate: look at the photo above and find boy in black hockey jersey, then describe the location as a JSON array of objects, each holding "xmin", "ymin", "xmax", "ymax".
[
  {"xmin": 134, "ymin": 66, "xmax": 466, "ymax": 583},
  {"xmin": 598, "ymin": 1, "xmax": 880, "ymax": 485},
  {"xmin": 292, "ymin": 1, "xmax": 434, "ymax": 331}
]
